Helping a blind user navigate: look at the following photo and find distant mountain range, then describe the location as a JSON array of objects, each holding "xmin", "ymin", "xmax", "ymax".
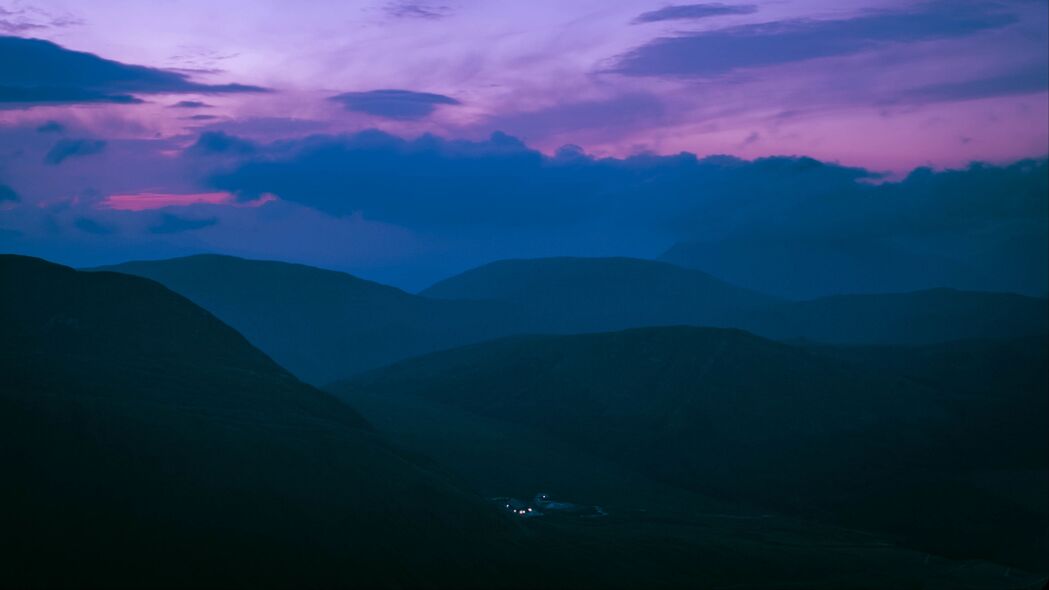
[
  {"xmin": 660, "ymin": 238, "xmax": 1048, "ymax": 300},
  {"xmin": 422, "ymin": 256, "xmax": 775, "ymax": 332},
  {"xmin": 738, "ymin": 288, "xmax": 1048, "ymax": 345},
  {"xmin": 101, "ymin": 254, "xmax": 1048, "ymax": 385},
  {"xmin": 97, "ymin": 255, "xmax": 523, "ymax": 385},
  {"xmin": 332, "ymin": 326, "xmax": 1048, "ymax": 573},
  {"xmin": 5, "ymin": 253, "xmax": 1045, "ymax": 587}
]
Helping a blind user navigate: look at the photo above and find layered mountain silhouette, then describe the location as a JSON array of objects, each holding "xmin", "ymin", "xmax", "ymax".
[
  {"xmin": 102, "ymin": 255, "xmax": 1047, "ymax": 386},
  {"xmin": 97, "ymin": 255, "xmax": 524, "ymax": 385},
  {"xmin": 0, "ymin": 255, "xmax": 524, "ymax": 588},
  {"xmin": 739, "ymin": 288, "xmax": 1048, "ymax": 345},
  {"xmin": 424, "ymin": 256, "xmax": 1046, "ymax": 346},
  {"xmin": 333, "ymin": 326, "xmax": 1048, "ymax": 573},
  {"xmin": 5, "ymin": 253, "xmax": 1045, "ymax": 587},
  {"xmin": 660, "ymin": 238, "xmax": 1045, "ymax": 299},
  {"xmin": 422, "ymin": 256, "xmax": 775, "ymax": 331}
]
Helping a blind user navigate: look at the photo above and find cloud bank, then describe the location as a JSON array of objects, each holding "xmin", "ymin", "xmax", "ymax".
[
  {"xmin": 614, "ymin": 2, "xmax": 1016, "ymax": 77},
  {"xmin": 0, "ymin": 35, "xmax": 269, "ymax": 108}
]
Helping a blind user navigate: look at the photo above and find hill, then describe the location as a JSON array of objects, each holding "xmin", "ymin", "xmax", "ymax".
[
  {"xmin": 0, "ymin": 255, "xmax": 522, "ymax": 588},
  {"xmin": 96, "ymin": 255, "xmax": 522, "ymax": 384},
  {"xmin": 100, "ymin": 256, "xmax": 1047, "ymax": 387},
  {"xmin": 658, "ymin": 238, "xmax": 1041, "ymax": 300},
  {"xmin": 421, "ymin": 256, "xmax": 775, "ymax": 332},
  {"xmin": 742, "ymin": 288, "xmax": 1049, "ymax": 345},
  {"xmin": 332, "ymin": 326, "xmax": 1048, "ymax": 573}
]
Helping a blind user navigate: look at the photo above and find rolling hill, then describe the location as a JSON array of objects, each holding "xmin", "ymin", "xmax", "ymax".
[
  {"xmin": 659, "ymin": 238, "xmax": 1045, "ymax": 300},
  {"xmin": 96, "ymin": 255, "xmax": 524, "ymax": 385},
  {"xmin": 6, "ymin": 254, "xmax": 1044, "ymax": 587},
  {"xmin": 740, "ymin": 288, "xmax": 1049, "ymax": 345},
  {"xmin": 0, "ymin": 255, "xmax": 524, "ymax": 588},
  {"xmin": 426, "ymin": 257, "xmax": 1048, "ymax": 347},
  {"xmin": 332, "ymin": 326, "xmax": 1049, "ymax": 574},
  {"xmin": 421, "ymin": 256, "xmax": 776, "ymax": 333},
  {"xmin": 100, "ymin": 255, "xmax": 1047, "ymax": 389}
]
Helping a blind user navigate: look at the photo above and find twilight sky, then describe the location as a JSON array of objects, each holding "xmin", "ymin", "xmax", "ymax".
[{"xmin": 0, "ymin": 0, "xmax": 1046, "ymax": 292}]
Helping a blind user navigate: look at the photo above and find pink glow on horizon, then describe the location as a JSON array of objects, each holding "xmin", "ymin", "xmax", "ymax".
[{"xmin": 100, "ymin": 192, "xmax": 276, "ymax": 211}]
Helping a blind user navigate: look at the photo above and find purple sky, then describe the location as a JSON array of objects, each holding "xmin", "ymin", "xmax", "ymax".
[
  {"xmin": 0, "ymin": 1, "xmax": 1046, "ymax": 290},
  {"xmin": 2, "ymin": 0, "xmax": 1046, "ymax": 167}
]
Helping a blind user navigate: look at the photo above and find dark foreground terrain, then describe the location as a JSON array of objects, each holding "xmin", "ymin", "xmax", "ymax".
[{"xmin": 3, "ymin": 254, "xmax": 1045, "ymax": 588}]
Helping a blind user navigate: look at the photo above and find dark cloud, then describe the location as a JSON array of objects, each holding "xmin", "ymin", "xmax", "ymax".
[
  {"xmin": 184, "ymin": 114, "xmax": 220, "ymax": 121},
  {"xmin": 43, "ymin": 137, "xmax": 106, "ymax": 162},
  {"xmin": 0, "ymin": 183, "xmax": 18, "ymax": 202},
  {"xmin": 0, "ymin": 35, "xmax": 270, "ymax": 108},
  {"xmin": 148, "ymin": 213, "xmax": 219, "ymax": 234},
  {"xmin": 35, "ymin": 120, "xmax": 65, "ymax": 133},
  {"xmin": 613, "ymin": 2, "xmax": 1016, "ymax": 77},
  {"xmin": 0, "ymin": 85, "xmax": 142, "ymax": 106},
  {"xmin": 633, "ymin": 3, "xmax": 757, "ymax": 24},
  {"xmin": 188, "ymin": 131, "xmax": 258, "ymax": 155},
  {"xmin": 208, "ymin": 130, "xmax": 564, "ymax": 226},
  {"xmin": 199, "ymin": 129, "xmax": 1044, "ymax": 234},
  {"xmin": 384, "ymin": 2, "xmax": 451, "ymax": 19},
  {"xmin": 192, "ymin": 117, "xmax": 331, "ymax": 140},
  {"xmin": 330, "ymin": 89, "xmax": 460, "ymax": 120},
  {"xmin": 170, "ymin": 100, "xmax": 213, "ymax": 108},
  {"xmin": 44, "ymin": 138, "xmax": 106, "ymax": 165},
  {"xmin": 897, "ymin": 65, "xmax": 1049, "ymax": 104},
  {"xmin": 73, "ymin": 216, "xmax": 114, "ymax": 235}
]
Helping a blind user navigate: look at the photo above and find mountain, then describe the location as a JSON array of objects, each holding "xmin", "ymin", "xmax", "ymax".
[
  {"xmin": 0, "ymin": 255, "xmax": 523, "ymax": 588},
  {"xmin": 422, "ymin": 256, "xmax": 1045, "ymax": 346},
  {"xmin": 101, "ymin": 256, "xmax": 1046, "ymax": 389},
  {"xmin": 741, "ymin": 288, "xmax": 1049, "ymax": 345},
  {"xmin": 421, "ymin": 256, "xmax": 776, "ymax": 332},
  {"xmin": 96, "ymin": 255, "xmax": 523, "ymax": 385},
  {"xmin": 332, "ymin": 326, "xmax": 1048, "ymax": 573},
  {"xmin": 660, "ymin": 238, "xmax": 1046, "ymax": 299}
]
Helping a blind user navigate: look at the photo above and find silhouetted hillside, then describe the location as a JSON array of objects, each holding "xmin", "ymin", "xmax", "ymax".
[
  {"xmin": 422, "ymin": 256, "xmax": 775, "ymax": 332},
  {"xmin": 742, "ymin": 288, "xmax": 1049, "ymax": 345},
  {"xmin": 97, "ymin": 255, "xmax": 522, "ymax": 384},
  {"xmin": 660, "ymin": 238, "xmax": 1047, "ymax": 299},
  {"xmin": 99, "ymin": 256, "xmax": 1046, "ymax": 387},
  {"xmin": 0, "ymin": 255, "xmax": 522, "ymax": 588},
  {"xmin": 333, "ymin": 326, "xmax": 1048, "ymax": 573}
]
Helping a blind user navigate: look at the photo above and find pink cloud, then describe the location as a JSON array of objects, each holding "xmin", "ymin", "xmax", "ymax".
[{"xmin": 99, "ymin": 191, "xmax": 275, "ymax": 211}]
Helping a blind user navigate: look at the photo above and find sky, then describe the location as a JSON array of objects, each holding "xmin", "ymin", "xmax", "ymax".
[{"xmin": 0, "ymin": 0, "xmax": 1046, "ymax": 292}]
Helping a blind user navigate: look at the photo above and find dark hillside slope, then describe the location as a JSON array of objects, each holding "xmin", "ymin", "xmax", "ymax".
[
  {"xmin": 0, "ymin": 255, "xmax": 521, "ymax": 589},
  {"xmin": 334, "ymin": 327, "xmax": 1048, "ymax": 572},
  {"xmin": 97, "ymin": 255, "xmax": 521, "ymax": 384},
  {"xmin": 422, "ymin": 256, "xmax": 775, "ymax": 333},
  {"xmin": 741, "ymin": 288, "xmax": 1048, "ymax": 345}
]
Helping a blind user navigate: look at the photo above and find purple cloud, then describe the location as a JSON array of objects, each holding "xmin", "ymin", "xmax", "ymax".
[
  {"xmin": 44, "ymin": 138, "xmax": 107, "ymax": 165},
  {"xmin": 384, "ymin": 2, "xmax": 451, "ymax": 20},
  {"xmin": 897, "ymin": 65, "xmax": 1049, "ymax": 104},
  {"xmin": 73, "ymin": 216, "xmax": 114, "ymax": 235},
  {"xmin": 35, "ymin": 120, "xmax": 65, "ymax": 133},
  {"xmin": 633, "ymin": 3, "xmax": 758, "ymax": 24},
  {"xmin": 148, "ymin": 213, "xmax": 219, "ymax": 234},
  {"xmin": 330, "ymin": 89, "xmax": 461, "ymax": 120},
  {"xmin": 0, "ymin": 183, "xmax": 19, "ymax": 202},
  {"xmin": 170, "ymin": 100, "xmax": 213, "ymax": 109},
  {"xmin": 613, "ymin": 2, "xmax": 1016, "ymax": 77},
  {"xmin": 482, "ymin": 94, "xmax": 665, "ymax": 143},
  {"xmin": 0, "ymin": 35, "xmax": 269, "ymax": 108}
]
